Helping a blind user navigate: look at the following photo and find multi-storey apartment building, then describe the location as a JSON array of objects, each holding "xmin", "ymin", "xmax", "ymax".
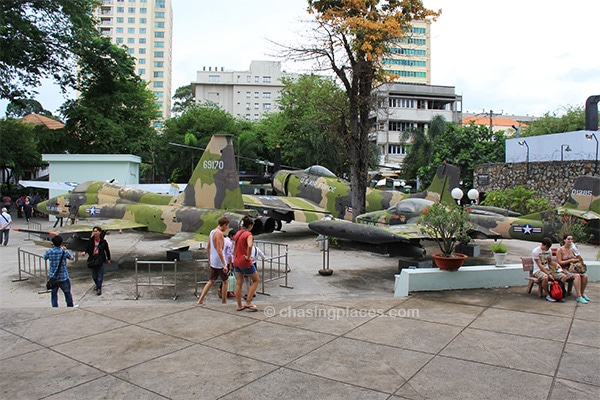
[
  {"xmin": 191, "ymin": 61, "xmax": 295, "ymax": 120},
  {"xmin": 95, "ymin": 0, "xmax": 173, "ymax": 127},
  {"xmin": 382, "ymin": 21, "xmax": 431, "ymax": 85},
  {"xmin": 373, "ymin": 83, "xmax": 462, "ymax": 168}
]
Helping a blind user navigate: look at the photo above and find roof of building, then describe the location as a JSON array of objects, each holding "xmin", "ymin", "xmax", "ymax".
[
  {"xmin": 462, "ymin": 115, "xmax": 526, "ymax": 127},
  {"xmin": 19, "ymin": 113, "xmax": 65, "ymax": 130}
]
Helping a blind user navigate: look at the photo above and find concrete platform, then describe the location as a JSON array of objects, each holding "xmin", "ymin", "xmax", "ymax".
[{"xmin": 1, "ymin": 216, "xmax": 599, "ymax": 398}]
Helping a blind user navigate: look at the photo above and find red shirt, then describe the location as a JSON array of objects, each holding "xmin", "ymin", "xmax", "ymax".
[{"xmin": 233, "ymin": 230, "xmax": 253, "ymax": 269}]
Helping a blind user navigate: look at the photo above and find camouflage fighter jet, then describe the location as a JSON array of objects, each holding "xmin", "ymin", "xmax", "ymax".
[
  {"xmin": 20, "ymin": 135, "xmax": 276, "ymax": 251},
  {"xmin": 244, "ymin": 163, "xmax": 460, "ymax": 227},
  {"xmin": 308, "ymin": 175, "xmax": 600, "ymax": 254}
]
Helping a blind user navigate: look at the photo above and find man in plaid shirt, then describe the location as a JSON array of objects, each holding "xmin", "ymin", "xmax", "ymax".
[{"xmin": 44, "ymin": 236, "xmax": 75, "ymax": 307}]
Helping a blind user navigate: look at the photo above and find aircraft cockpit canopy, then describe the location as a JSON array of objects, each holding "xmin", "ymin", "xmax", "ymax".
[
  {"xmin": 304, "ymin": 165, "xmax": 336, "ymax": 178},
  {"xmin": 389, "ymin": 198, "xmax": 434, "ymax": 215}
]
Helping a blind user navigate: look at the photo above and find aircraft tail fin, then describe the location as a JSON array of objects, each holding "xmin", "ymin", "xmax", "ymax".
[
  {"xmin": 421, "ymin": 163, "xmax": 461, "ymax": 204},
  {"xmin": 561, "ymin": 175, "xmax": 600, "ymax": 212},
  {"xmin": 179, "ymin": 135, "xmax": 244, "ymax": 209}
]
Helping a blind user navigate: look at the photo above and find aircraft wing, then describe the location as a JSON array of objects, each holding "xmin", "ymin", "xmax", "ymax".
[
  {"xmin": 243, "ymin": 194, "xmax": 331, "ymax": 223},
  {"xmin": 556, "ymin": 207, "xmax": 600, "ymax": 221},
  {"xmin": 18, "ymin": 180, "xmax": 79, "ymax": 191},
  {"xmin": 163, "ymin": 231, "xmax": 209, "ymax": 250},
  {"xmin": 308, "ymin": 219, "xmax": 428, "ymax": 244}
]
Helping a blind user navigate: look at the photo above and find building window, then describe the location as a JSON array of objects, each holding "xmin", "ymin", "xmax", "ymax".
[
  {"xmin": 116, "ymin": 17, "xmax": 124, "ymax": 23},
  {"xmin": 154, "ymin": 41, "xmax": 164, "ymax": 48},
  {"xmin": 127, "ymin": 27, "xmax": 135, "ymax": 34},
  {"xmin": 138, "ymin": 58, "xmax": 146, "ymax": 64},
  {"xmin": 127, "ymin": 17, "xmax": 134, "ymax": 23},
  {"xmin": 116, "ymin": 7, "xmax": 124, "ymax": 12},
  {"xmin": 127, "ymin": 37, "xmax": 135, "ymax": 44},
  {"xmin": 154, "ymin": 51, "xmax": 164, "ymax": 58},
  {"xmin": 155, "ymin": 21, "xmax": 164, "ymax": 28},
  {"xmin": 154, "ymin": 31, "xmax": 164, "ymax": 38},
  {"xmin": 388, "ymin": 121, "xmax": 414, "ymax": 131},
  {"xmin": 245, "ymin": 103, "xmax": 250, "ymax": 110},
  {"xmin": 388, "ymin": 97, "xmax": 414, "ymax": 108},
  {"xmin": 246, "ymin": 114, "xmax": 251, "ymax": 119},
  {"xmin": 246, "ymin": 91, "xmax": 251, "ymax": 98},
  {"xmin": 254, "ymin": 92, "xmax": 259, "ymax": 98},
  {"xmin": 138, "ymin": 48, "xmax": 146, "ymax": 54},
  {"xmin": 139, "ymin": 7, "xmax": 147, "ymax": 13},
  {"xmin": 263, "ymin": 103, "xmax": 271, "ymax": 109},
  {"xmin": 153, "ymin": 61, "xmax": 163, "ymax": 67},
  {"xmin": 116, "ymin": 27, "xmax": 123, "ymax": 33},
  {"xmin": 263, "ymin": 92, "xmax": 271, "ymax": 98},
  {"xmin": 139, "ymin": 17, "xmax": 146, "ymax": 23},
  {"xmin": 153, "ymin": 81, "xmax": 163, "ymax": 88},
  {"xmin": 154, "ymin": 91, "xmax": 163, "ymax": 98},
  {"xmin": 388, "ymin": 144, "xmax": 407, "ymax": 155},
  {"xmin": 254, "ymin": 76, "xmax": 259, "ymax": 82},
  {"xmin": 153, "ymin": 71, "xmax": 163, "ymax": 77},
  {"xmin": 254, "ymin": 103, "xmax": 259, "ymax": 109},
  {"xmin": 116, "ymin": 37, "xmax": 124, "ymax": 43},
  {"xmin": 139, "ymin": 38, "xmax": 146, "ymax": 44},
  {"xmin": 254, "ymin": 114, "xmax": 259, "ymax": 120},
  {"xmin": 128, "ymin": 48, "xmax": 135, "ymax": 54},
  {"xmin": 155, "ymin": 11, "xmax": 164, "ymax": 18},
  {"xmin": 246, "ymin": 76, "xmax": 251, "ymax": 82},
  {"xmin": 208, "ymin": 75, "xmax": 220, "ymax": 82},
  {"xmin": 155, "ymin": 0, "xmax": 165, "ymax": 7},
  {"xmin": 138, "ymin": 68, "xmax": 145, "ymax": 75},
  {"xmin": 139, "ymin": 27, "xmax": 146, "ymax": 34},
  {"xmin": 263, "ymin": 76, "xmax": 271, "ymax": 83},
  {"xmin": 128, "ymin": 7, "xmax": 135, "ymax": 13}
]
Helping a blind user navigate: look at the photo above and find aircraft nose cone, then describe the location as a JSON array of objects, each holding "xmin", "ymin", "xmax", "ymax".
[{"xmin": 36, "ymin": 200, "xmax": 49, "ymax": 213}]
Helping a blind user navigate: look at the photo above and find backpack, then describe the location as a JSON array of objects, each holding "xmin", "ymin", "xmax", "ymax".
[{"xmin": 549, "ymin": 280, "xmax": 564, "ymax": 301}]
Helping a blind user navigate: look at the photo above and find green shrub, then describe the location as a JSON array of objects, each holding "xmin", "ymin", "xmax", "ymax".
[{"xmin": 482, "ymin": 186, "xmax": 549, "ymax": 215}]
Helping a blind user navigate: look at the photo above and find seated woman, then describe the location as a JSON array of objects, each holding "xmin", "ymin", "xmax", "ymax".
[{"xmin": 556, "ymin": 235, "xmax": 589, "ymax": 304}]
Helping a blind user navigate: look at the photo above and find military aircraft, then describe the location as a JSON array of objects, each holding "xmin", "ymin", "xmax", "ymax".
[
  {"xmin": 308, "ymin": 175, "xmax": 600, "ymax": 254},
  {"xmin": 243, "ymin": 162, "xmax": 461, "ymax": 226},
  {"xmin": 18, "ymin": 135, "xmax": 276, "ymax": 250}
]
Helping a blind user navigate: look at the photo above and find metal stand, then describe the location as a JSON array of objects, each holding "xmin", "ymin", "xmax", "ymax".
[{"xmin": 317, "ymin": 235, "xmax": 332, "ymax": 276}]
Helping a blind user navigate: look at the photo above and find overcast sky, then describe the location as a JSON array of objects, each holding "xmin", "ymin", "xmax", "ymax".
[{"xmin": 4, "ymin": 0, "xmax": 599, "ymax": 118}]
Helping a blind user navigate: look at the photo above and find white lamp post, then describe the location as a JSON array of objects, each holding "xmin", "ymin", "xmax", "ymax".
[{"xmin": 451, "ymin": 187, "xmax": 463, "ymax": 205}]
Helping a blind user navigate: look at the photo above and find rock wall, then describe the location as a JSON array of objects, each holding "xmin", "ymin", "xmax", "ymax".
[{"xmin": 474, "ymin": 161, "xmax": 598, "ymax": 207}]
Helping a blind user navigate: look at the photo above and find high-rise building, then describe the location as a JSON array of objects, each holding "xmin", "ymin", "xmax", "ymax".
[
  {"xmin": 382, "ymin": 21, "xmax": 431, "ymax": 85},
  {"xmin": 191, "ymin": 61, "xmax": 296, "ymax": 120},
  {"xmin": 95, "ymin": 0, "xmax": 173, "ymax": 127}
]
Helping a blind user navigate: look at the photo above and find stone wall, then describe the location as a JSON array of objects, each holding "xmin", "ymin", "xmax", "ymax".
[{"xmin": 474, "ymin": 161, "xmax": 598, "ymax": 207}]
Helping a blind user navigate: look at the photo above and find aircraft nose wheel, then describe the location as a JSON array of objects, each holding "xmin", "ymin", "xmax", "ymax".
[{"xmin": 317, "ymin": 235, "xmax": 332, "ymax": 276}]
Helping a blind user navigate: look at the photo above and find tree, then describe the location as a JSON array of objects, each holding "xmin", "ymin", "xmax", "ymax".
[
  {"xmin": 0, "ymin": 118, "xmax": 44, "ymax": 187},
  {"xmin": 60, "ymin": 37, "xmax": 159, "ymax": 157},
  {"xmin": 401, "ymin": 115, "xmax": 446, "ymax": 186},
  {"xmin": 272, "ymin": 75, "xmax": 349, "ymax": 174},
  {"xmin": 278, "ymin": 0, "xmax": 439, "ymax": 218},
  {"xmin": 5, "ymin": 99, "xmax": 53, "ymax": 118},
  {"xmin": 521, "ymin": 106, "xmax": 590, "ymax": 136},
  {"xmin": 0, "ymin": 0, "xmax": 98, "ymax": 100},
  {"xmin": 429, "ymin": 123, "xmax": 505, "ymax": 189},
  {"xmin": 171, "ymin": 85, "xmax": 196, "ymax": 116}
]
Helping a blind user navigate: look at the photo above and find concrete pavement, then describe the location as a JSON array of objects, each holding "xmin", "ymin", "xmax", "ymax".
[{"xmin": 1, "ymin": 216, "xmax": 599, "ymax": 399}]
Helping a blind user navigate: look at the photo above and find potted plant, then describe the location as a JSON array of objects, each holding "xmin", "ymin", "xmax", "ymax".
[
  {"xmin": 490, "ymin": 241, "xmax": 508, "ymax": 267},
  {"xmin": 418, "ymin": 202, "xmax": 471, "ymax": 271}
]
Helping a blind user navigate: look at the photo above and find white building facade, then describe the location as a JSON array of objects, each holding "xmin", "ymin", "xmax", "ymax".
[
  {"xmin": 191, "ymin": 61, "xmax": 295, "ymax": 120},
  {"xmin": 383, "ymin": 21, "xmax": 431, "ymax": 85},
  {"xmin": 373, "ymin": 83, "xmax": 463, "ymax": 168},
  {"xmin": 95, "ymin": 0, "xmax": 173, "ymax": 126}
]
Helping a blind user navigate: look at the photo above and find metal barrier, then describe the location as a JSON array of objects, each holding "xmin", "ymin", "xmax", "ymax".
[
  {"xmin": 134, "ymin": 258, "xmax": 178, "ymax": 300},
  {"xmin": 13, "ymin": 247, "xmax": 50, "ymax": 293},
  {"xmin": 24, "ymin": 220, "xmax": 42, "ymax": 241},
  {"xmin": 254, "ymin": 240, "xmax": 293, "ymax": 295},
  {"xmin": 193, "ymin": 258, "xmax": 210, "ymax": 296}
]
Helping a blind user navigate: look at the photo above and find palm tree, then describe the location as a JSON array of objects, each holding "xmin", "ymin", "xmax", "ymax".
[{"xmin": 401, "ymin": 115, "xmax": 447, "ymax": 188}]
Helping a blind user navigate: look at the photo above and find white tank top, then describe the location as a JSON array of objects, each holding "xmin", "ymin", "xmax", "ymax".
[{"xmin": 209, "ymin": 229, "xmax": 224, "ymax": 269}]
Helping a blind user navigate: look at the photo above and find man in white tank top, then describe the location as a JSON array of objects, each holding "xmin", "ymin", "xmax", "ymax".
[{"xmin": 196, "ymin": 217, "xmax": 230, "ymax": 305}]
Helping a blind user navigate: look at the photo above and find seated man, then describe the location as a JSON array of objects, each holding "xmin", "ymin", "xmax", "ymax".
[{"xmin": 532, "ymin": 237, "xmax": 576, "ymax": 302}]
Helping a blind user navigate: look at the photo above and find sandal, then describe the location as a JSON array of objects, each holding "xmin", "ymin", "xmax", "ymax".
[
  {"xmin": 246, "ymin": 305, "xmax": 258, "ymax": 312},
  {"xmin": 236, "ymin": 306, "xmax": 246, "ymax": 311}
]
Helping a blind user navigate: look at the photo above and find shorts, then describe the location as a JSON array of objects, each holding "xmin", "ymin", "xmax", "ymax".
[
  {"xmin": 208, "ymin": 266, "xmax": 228, "ymax": 282},
  {"xmin": 550, "ymin": 271, "xmax": 573, "ymax": 281},
  {"xmin": 533, "ymin": 270, "xmax": 548, "ymax": 281},
  {"xmin": 234, "ymin": 264, "xmax": 257, "ymax": 276}
]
